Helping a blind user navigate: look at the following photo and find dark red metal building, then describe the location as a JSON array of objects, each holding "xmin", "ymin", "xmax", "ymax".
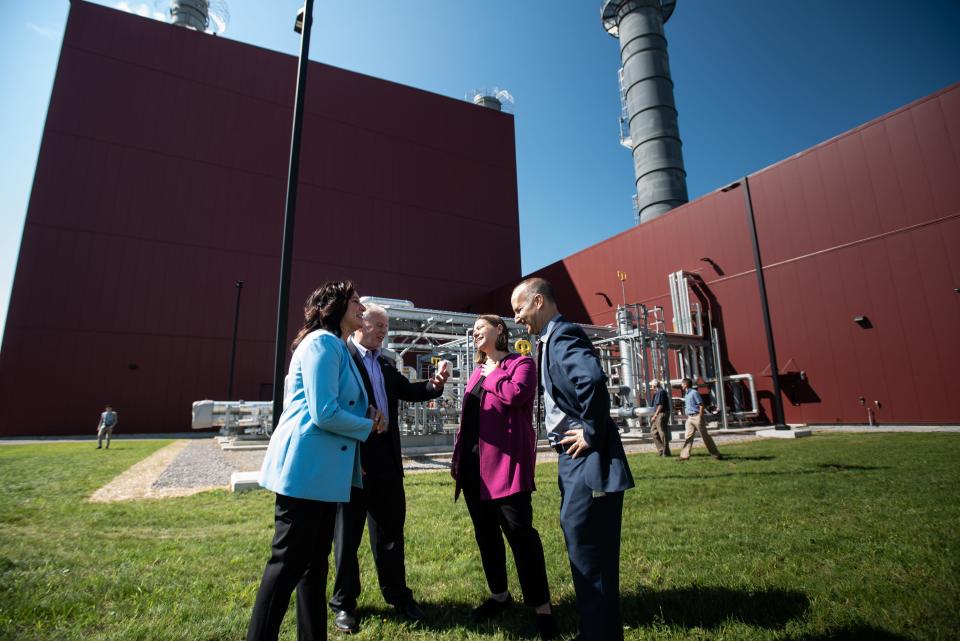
[
  {"xmin": 505, "ymin": 83, "xmax": 960, "ymax": 425},
  {"xmin": 0, "ymin": 1, "xmax": 521, "ymax": 435},
  {"xmin": 3, "ymin": 2, "xmax": 958, "ymax": 435}
]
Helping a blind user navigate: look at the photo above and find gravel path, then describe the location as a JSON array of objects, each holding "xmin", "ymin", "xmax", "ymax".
[
  {"xmin": 221, "ymin": 446, "xmax": 270, "ymax": 473},
  {"xmin": 88, "ymin": 441, "xmax": 196, "ymax": 502},
  {"xmin": 152, "ymin": 439, "xmax": 236, "ymax": 489},
  {"xmin": 89, "ymin": 431, "xmax": 764, "ymax": 501}
]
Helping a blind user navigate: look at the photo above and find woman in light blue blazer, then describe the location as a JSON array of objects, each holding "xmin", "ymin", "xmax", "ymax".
[{"xmin": 247, "ymin": 281, "xmax": 386, "ymax": 641}]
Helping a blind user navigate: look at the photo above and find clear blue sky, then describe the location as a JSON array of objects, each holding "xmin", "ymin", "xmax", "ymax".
[{"xmin": 1, "ymin": 0, "xmax": 958, "ymax": 336}]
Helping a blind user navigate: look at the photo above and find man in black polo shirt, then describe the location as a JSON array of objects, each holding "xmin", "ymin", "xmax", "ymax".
[{"xmin": 648, "ymin": 380, "xmax": 672, "ymax": 457}]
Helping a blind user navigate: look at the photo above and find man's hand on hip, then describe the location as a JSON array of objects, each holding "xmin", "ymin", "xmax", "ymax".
[{"xmin": 560, "ymin": 429, "xmax": 590, "ymax": 458}]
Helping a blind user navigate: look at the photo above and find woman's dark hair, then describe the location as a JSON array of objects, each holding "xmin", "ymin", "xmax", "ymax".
[
  {"xmin": 475, "ymin": 314, "xmax": 510, "ymax": 364},
  {"xmin": 291, "ymin": 280, "xmax": 357, "ymax": 351}
]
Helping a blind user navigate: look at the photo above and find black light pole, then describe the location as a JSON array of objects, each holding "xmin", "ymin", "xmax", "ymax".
[
  {"xmin": 227, "ymin": 280, "xmax": 244, "ymax": 401},
  {"xmin": 272, "ymin": 1, "xmax": 316, "ymax": 428},
  {"xmin": 723, "ymin": 176, "xmax": 788, "ymax": 429}
]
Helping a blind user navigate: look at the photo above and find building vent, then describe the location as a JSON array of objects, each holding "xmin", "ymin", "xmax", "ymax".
[
  {"xmin": 466, "ymin": 88, "xmax": 515, "ymax": 113},
  {"xmin": 162, "ymin": 0, "xmax": 230, "ymax": 34}
]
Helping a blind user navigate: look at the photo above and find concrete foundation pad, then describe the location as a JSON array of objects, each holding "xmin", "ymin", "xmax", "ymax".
[
  {"xmin": 230, "ymin": 471, "xmax": 261, "ymax": 492},
  {"xmin": 221, "ymin": 442, "xmax": 268, "ymax": 451},
  {"xmin": 757, "ymin": 428, "xmax": 812, "ymax": 439}
]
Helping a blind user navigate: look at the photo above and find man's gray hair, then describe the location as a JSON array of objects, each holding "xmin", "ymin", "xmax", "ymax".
[{"xmin": 362, "ymin": 303, "xmax": 388, "ymax": 320}]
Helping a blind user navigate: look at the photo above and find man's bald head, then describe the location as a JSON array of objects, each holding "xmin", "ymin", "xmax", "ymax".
[
  {"xmin": 513, "ymin": 277, "xmax": 555, "ymax": 305},
  {"xmin": 511, "ymin": 277, "xmax": 558, "ymax": 335}
]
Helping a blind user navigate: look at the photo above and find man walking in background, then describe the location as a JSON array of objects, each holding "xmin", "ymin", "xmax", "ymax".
[
  {"xmin": 649, "ymin": 380, "xmax": 672, "ymax": 457},
  {"xmin": 678, "ymin": 377, "xmax": 722, "ymax": 461}
]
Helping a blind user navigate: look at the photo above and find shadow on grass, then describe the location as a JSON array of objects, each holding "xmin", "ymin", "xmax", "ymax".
[
  {"xmin": 721, "ymin": 454, "xmax": 777, "ymax": 461},
  {"xmin": 391, "ymin": 599, "xmax": 583, "ymax": 640},
  {"xmin": 360, "ymin": 601, "xmax": 511, "ymax": 638},
  {"xmin": 817, "ymin": 463, "xmax": 882, "ymax": 471},
  {"xmin": 651, "ymin": 461, "xmax": 888, "ymax": 481},
  {"xmin": 622, "ymin": 584, "xmax": 810, "ymax": 629},
  {"xmin": 794, "ymin": 624, "xmax": 915, "ymax": 640}
]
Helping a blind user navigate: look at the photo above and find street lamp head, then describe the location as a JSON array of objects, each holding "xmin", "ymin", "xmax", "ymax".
[{"xmin": 294, "ymin": 6, "xmax": 305, "ymax": 33}]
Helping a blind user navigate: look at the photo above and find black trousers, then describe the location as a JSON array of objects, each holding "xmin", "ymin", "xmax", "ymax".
[
  {"xmin": 246, "ymin": 494, "xmax": 338, "ymax": 641},
  {"xmin": 558, "ymin": 453, "xmax": 625, "ymax": 641},
  {"xmin": 329, "ymin": 479, "xmax": 412, "ymax": 612},
  {"xmin": 462, "ymin": 482, "xmax": 551, "ymax": 607}
]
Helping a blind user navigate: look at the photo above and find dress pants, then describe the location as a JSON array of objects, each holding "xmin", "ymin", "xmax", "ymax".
[
  {"xmin": 679, "ymin": 415, "xmax": 721, "ymax": 458},
  {"xmin": 558, "ymin": 453, "xmax": 625, "ymax": 641},
  {"xmin": 650, "ymin": 414, "xmax": 672, "ymax": 456},
  {"xmin": 330, "ymin": 479, "xmax": 412, "ymax": 612},
  {"xmin": 462, "ymin": 483, "xmax": 551, "ymax": 607},
  {"xmin": 247, "ymin": 493, "xmax": 338, "ymax": 641}
]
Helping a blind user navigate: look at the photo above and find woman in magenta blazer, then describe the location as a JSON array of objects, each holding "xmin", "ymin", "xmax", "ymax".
[{"xmin": 452, "ymin": 314, "xmax": 555, "ymax": 639}]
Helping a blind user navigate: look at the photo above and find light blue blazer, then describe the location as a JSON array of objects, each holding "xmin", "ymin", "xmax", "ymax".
[{"xmin": 259, "ymin": 329, "xmax": 373, "ymax": 502}]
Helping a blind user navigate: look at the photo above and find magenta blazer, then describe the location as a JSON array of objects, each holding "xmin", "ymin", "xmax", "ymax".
[{"xmin": 452, "ymin": 352, "xmax": 538, "ymax": 501}]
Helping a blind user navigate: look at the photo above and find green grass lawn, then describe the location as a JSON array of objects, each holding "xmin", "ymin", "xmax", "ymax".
[{"xmin": 1, "ymin": 433, "xmax": 958, "ymax": 641}]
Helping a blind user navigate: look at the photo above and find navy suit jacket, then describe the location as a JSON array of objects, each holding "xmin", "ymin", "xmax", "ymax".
[{"xmin": 543, "ymin": 315, "xmax": 635, "ymax": 493}]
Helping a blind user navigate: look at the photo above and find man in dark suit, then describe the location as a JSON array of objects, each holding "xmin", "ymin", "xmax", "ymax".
[
  {"xmin": 511, "ymin": 277, "xmax": 635, "ymax": 641},
  {"xmin": 330, "ymin": 303, "xmax": 449, "ymax": 633}
]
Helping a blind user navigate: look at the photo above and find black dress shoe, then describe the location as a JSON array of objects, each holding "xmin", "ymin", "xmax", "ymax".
[
  {"xmin": 333, "ymin": 609, "xmax": 359, "ymax": 633},
  {"xmin": 536, "ymin": 613, "xmax": 557, "ymax": 639},
  {"xmin": 394, "ymin": 599, "xmax": 425, "ymax": 622},
  {"xmin": 471, "ymin": 593, "xmax": 513, "ymax": 622}
]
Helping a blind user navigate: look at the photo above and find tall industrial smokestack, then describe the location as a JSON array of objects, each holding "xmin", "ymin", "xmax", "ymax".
[{"xmin": 602, "ymin": 0, "xmax": 688, "ymax": 225}]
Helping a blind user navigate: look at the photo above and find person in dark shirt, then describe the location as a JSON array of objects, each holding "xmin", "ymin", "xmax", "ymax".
[{"xmin": 648, "ymin": 380, "xmax": 672, "ymax": 456}]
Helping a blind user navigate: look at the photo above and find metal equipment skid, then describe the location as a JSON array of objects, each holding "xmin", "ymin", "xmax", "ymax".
[{"xmin": 191, "ymin": 274, "xmax": 761, "ymax": 441}]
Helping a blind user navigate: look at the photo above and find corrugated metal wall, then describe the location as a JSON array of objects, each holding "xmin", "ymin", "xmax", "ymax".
[
  {"xmin": 0, "ymin": 2, "xmax": 521, "ymax": 435},
  {"xmin": 512, "ymin": 84, "xmax": 960, "ymax": 425},
  {"xmin": 3, "ymin": 3, "xmax": 957, "ymax": 434}
]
